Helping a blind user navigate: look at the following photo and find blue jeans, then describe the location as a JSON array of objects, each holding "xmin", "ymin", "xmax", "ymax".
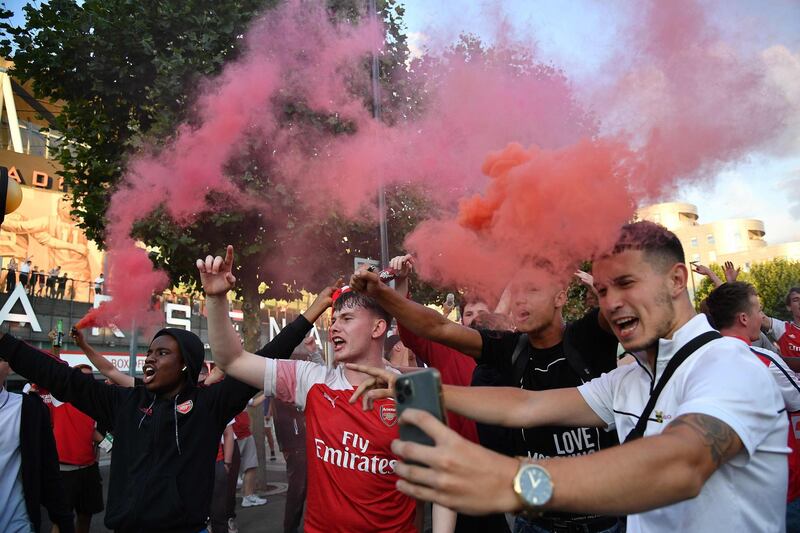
[
  {"xmin": 788, "ymin": 498, "xmax": 800, "ymax": 533},
  {"xmin": 514, "ymin": 516, "xmax": 625, "ymax": 533}
]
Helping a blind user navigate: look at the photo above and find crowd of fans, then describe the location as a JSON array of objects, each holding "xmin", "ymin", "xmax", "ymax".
[
  {"xmin": 0, "ymin": 220, "xmax": 798, "ymax": 532},
  {"xmin": 2, "ymin": 257, "xmax": 104, "ymax": 302}
]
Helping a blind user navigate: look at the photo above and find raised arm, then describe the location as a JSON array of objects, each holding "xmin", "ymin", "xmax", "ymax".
[
  {"xmin": 390, "ymin": 410, "xmax": 742, "ymax": 516},
  {"xmin": 443, "ymin": 384, "xmax": 604, "ymax": 428},
  {"xmin": 255, "ymin": 287, "xmax": 333, "ymax": 359},
  {"xmin": 347, "ymin": 364, "xmax": 603, "ymax": 429},
  {"xmin": 71, "ymin": 327, "xmax": 134, "ymax": 388},
  {"xmin": 0, "ymin": 334, "xmax": 123, "ymax": 428},
  {"xmin": 197, "ymin": 246, "xmax": 266, "ymax": 389},
  {"xmin": 350, "ymin": 269, "xmax": 483, "ymax": 358},
  {"xmin": 691, "ymin": 263, "xmax": 723, "ymax": 288}
]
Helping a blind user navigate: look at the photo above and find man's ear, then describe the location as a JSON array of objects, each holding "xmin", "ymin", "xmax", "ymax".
[
  {"xmin": 372, "ymin": 318, "xmax": 388, "ymax": 339},
  {"xmin": 554, "ymin": 288, "xmax": 567, "ymax": 309},
  {"xmin": 668, "ymin": 263, "xmax": 689, "ymax": 295},
  {"xmin": 737, "ymin": 311, "xmax": 749, "ymax": 329}
]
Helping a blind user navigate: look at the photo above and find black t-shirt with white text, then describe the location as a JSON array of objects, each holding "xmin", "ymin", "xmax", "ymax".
[{"xmin": 479, "ymin": 309, "xmax": 619, "ymax": 461}]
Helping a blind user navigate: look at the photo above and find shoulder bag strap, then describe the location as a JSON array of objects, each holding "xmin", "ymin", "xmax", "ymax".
[
  {"xmin": 510, "ymin": 333, "xmax": 530, "ymax": 387},
  {"xmin": 624, "ymin": 330, "xmax": 722, "ymax": 443}
]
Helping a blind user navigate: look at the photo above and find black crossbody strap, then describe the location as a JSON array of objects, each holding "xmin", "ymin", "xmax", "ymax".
[
  {"xmin": 624, "ymin": 331, "xmax": 722, "ymax": 443},
  {"xmin": 510, "ymin": 334, "xmax": 529, "ymax": 387}
]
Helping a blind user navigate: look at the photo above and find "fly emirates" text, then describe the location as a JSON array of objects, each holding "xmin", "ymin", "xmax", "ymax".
[{"xmin": 314, "ymin": 431, "xmax": 398, "ymax": 475}]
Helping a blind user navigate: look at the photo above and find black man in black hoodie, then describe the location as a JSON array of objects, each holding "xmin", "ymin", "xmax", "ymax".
[{"xmin": 0, "ymin": 289, "xmax": 332, "ymax": 533}]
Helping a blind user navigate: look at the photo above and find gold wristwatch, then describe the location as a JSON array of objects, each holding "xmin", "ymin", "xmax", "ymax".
[{"xmin": 513, "ymin": 461, "xmax": 554, "ymax": 513}]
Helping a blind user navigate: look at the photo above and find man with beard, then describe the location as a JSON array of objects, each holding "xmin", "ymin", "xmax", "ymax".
[{"xmin": 349, "ymin": 221, "xmax": 789, "ymax": 533}]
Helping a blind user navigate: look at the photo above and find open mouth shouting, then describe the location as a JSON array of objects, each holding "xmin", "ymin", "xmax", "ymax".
[
  {"xmin": 331, "ymin": 336, "xmax": 346, "ymax": 352},
  {"xmin": 142, "ymin": 363, "xmax": 157, "ymax": 385},
  {"xmin": 612, "ymin": 316, "xmax": 640, "ymax": 341}
]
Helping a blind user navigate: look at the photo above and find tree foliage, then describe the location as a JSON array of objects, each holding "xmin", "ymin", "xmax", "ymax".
[
  {"xmin": 2, "ymin": 0, "xmax": 430, "ymax": 304},
  {"xmin": 693, "ymin": 259, "xmax": 800, "ymax": 320}
]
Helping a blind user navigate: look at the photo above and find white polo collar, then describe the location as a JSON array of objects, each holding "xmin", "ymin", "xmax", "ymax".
[{"xmin": 632, "ymin": 313, "xmax": 714, "ymax": 377}]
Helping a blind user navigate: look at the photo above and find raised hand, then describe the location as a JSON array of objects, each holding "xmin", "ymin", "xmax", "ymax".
[
  {"xmin": 691, "ymin": 262, "xmax": 723, "ymax": 288},
  {"xmin": 723, "ymin": 261, "xmax": 740, "ymax": 283},
  {"xmin": 196, "ymin": 245, "xmax": 237, "ymax": 297},
  {"xmin": 575, "ymin": 270, "xmax": 594, "ymax": 287},
  {"xmin": 346, "ymin": 363, "xmax": 398, "ymax": 411},
  {"xmin": 349, "ymin": 267, "xmax": 383, "ymax": 297},
  {"xmin": 389, "ymin": 254, "xmax": 415, "ymax": 280},
  {"xmin": 303, "ymin": 283, "xmax": 340, "ymax": 323},
  {"xmin": 70, "ymin": 326, "xmax": 87, "ymax": 347},
  {"xmin": 691, "ymin": 263, "xmax": 713, "ymax": 277},
  {"xmin": 302, "ymin": 335, "xmax": 318, "ymax": 352}
]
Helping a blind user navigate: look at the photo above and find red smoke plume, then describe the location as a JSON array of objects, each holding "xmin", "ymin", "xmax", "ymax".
[{"xmin": 82, "ymin": 0, "xmax": 796, "ymax": 328}]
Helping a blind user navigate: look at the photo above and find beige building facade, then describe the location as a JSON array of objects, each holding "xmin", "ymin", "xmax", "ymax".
[{"xmin": 637, "ymin": 202, "xmax": 800, "ymax": 297}]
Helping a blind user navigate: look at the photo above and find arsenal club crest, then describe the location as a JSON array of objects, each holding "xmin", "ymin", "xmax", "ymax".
[
  {"xmin": 176, "ymin": 400, "xmax": 194, "ymax": 415},
  {"xmin": 379, "ymin": 404, "xmax": 397, "ymax": 427}
]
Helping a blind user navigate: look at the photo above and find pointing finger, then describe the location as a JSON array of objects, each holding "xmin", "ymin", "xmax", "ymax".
[{"xmin": 224, "ymin": 245, "xmax": 234, "ymax": 270}]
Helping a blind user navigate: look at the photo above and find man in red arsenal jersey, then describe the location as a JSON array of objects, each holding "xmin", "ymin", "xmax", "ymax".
[
  {"xmin": 705, "ymin": 282, "xmax": 800, "ymax": 530},
  {"xmin": 198, "ymin": 246, "xmax": 418, "ymax": 533},
  {"xmin": 48, "ymin": 364, "xmax": 104, "ymax": 533},
  {"xmin": 764, "ymin": 287, "xmax": 800, "ymax": 371}
]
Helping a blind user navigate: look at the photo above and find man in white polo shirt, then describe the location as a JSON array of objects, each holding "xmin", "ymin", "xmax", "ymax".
[{"xmin": 349, "ymin": 221, "xmax": 789, "ymax": 533}]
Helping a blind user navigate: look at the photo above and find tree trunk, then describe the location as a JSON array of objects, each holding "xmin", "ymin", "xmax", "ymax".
[{"xmin": 242, "ymin": 283, "xmax": 269, "ymax": 491}]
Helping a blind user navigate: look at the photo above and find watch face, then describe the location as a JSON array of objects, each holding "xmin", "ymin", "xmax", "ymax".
[{"xmin": 518, "ymin": 465, "xmax": 553, "ymax": 506}]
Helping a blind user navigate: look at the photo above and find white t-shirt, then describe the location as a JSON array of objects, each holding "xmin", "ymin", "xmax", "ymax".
[
  {"xmin": 0, "ymin": 388, "xmax": 34, "ymax": 532},
  {"xmin": 578, "ymin": 314, "xmax": 789, "ymax": 533}
]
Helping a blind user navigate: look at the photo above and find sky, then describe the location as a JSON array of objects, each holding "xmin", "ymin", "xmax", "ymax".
[
  {"xmin": 4, "ymin": 0, "xmax": 799, "ymax": 245},
  {"xmin": 402, "ymin": 0, "xmax": 800, "ymax": 245}
]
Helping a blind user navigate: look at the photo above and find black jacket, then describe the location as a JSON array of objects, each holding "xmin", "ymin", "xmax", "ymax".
[
  {"xmin": 0, "ymin": 315, "xmax": 312, "ymax": 533},
  {"xmin": 19, "ymin": 392, "xmax": 75, "ymax": 533}
]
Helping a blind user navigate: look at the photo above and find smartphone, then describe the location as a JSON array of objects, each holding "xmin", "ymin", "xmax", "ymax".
[{"xmin": 395, "ymin": 368, "xmax": 447, "ymax": 447}]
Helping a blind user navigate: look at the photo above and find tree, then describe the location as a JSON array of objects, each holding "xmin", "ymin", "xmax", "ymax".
[
  {"xmin": 5, "ymin": 0, "xmax": 422, "ymax": 491},
  {"xmin": 693, "ymin": 259, "xmax": 800, "ymax": 320},
  {"xmin": 2, "ymin": 0, "xmax": 420, "ymax": 322}
]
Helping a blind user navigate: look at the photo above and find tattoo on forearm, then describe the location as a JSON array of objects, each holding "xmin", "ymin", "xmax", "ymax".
[{"xmin": 666, "ymin": 414, "xmax": 739, "ymax": 467}]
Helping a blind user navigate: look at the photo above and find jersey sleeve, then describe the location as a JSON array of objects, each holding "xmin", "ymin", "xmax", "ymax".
[
  {"xmin": 397, "ymin": 323, "xmax": 434, "ymax": 365},
  {"xmin": 676, "ymin": 344, "xmax": 785, "ymax": 461},
  {"xmin": 770, "ymin": 318, "xmax": 787, "ymax": 343},
  {"xmin": 263, "ymin": 358, "xmax": 329, "ymax": 410},
  {"xmin": 753, "ymin": 348, "xmax": 800, "ymax": 412},
  {"xmin": 577, "ymin": 369, "xmax": 619, "ymax": 429}
]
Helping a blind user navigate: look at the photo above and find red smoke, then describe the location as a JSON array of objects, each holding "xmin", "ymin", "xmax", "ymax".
[
  {"xmin": 405, "ymin": 0, "xmax": 793, "ymax": 293},
  {"xmin": 83, "ymin": 0, "xmax": 796, "ymax": 328},
  {"xmin": 407, "ymin": 140, "xmax": 636, "ymax": 295}
]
